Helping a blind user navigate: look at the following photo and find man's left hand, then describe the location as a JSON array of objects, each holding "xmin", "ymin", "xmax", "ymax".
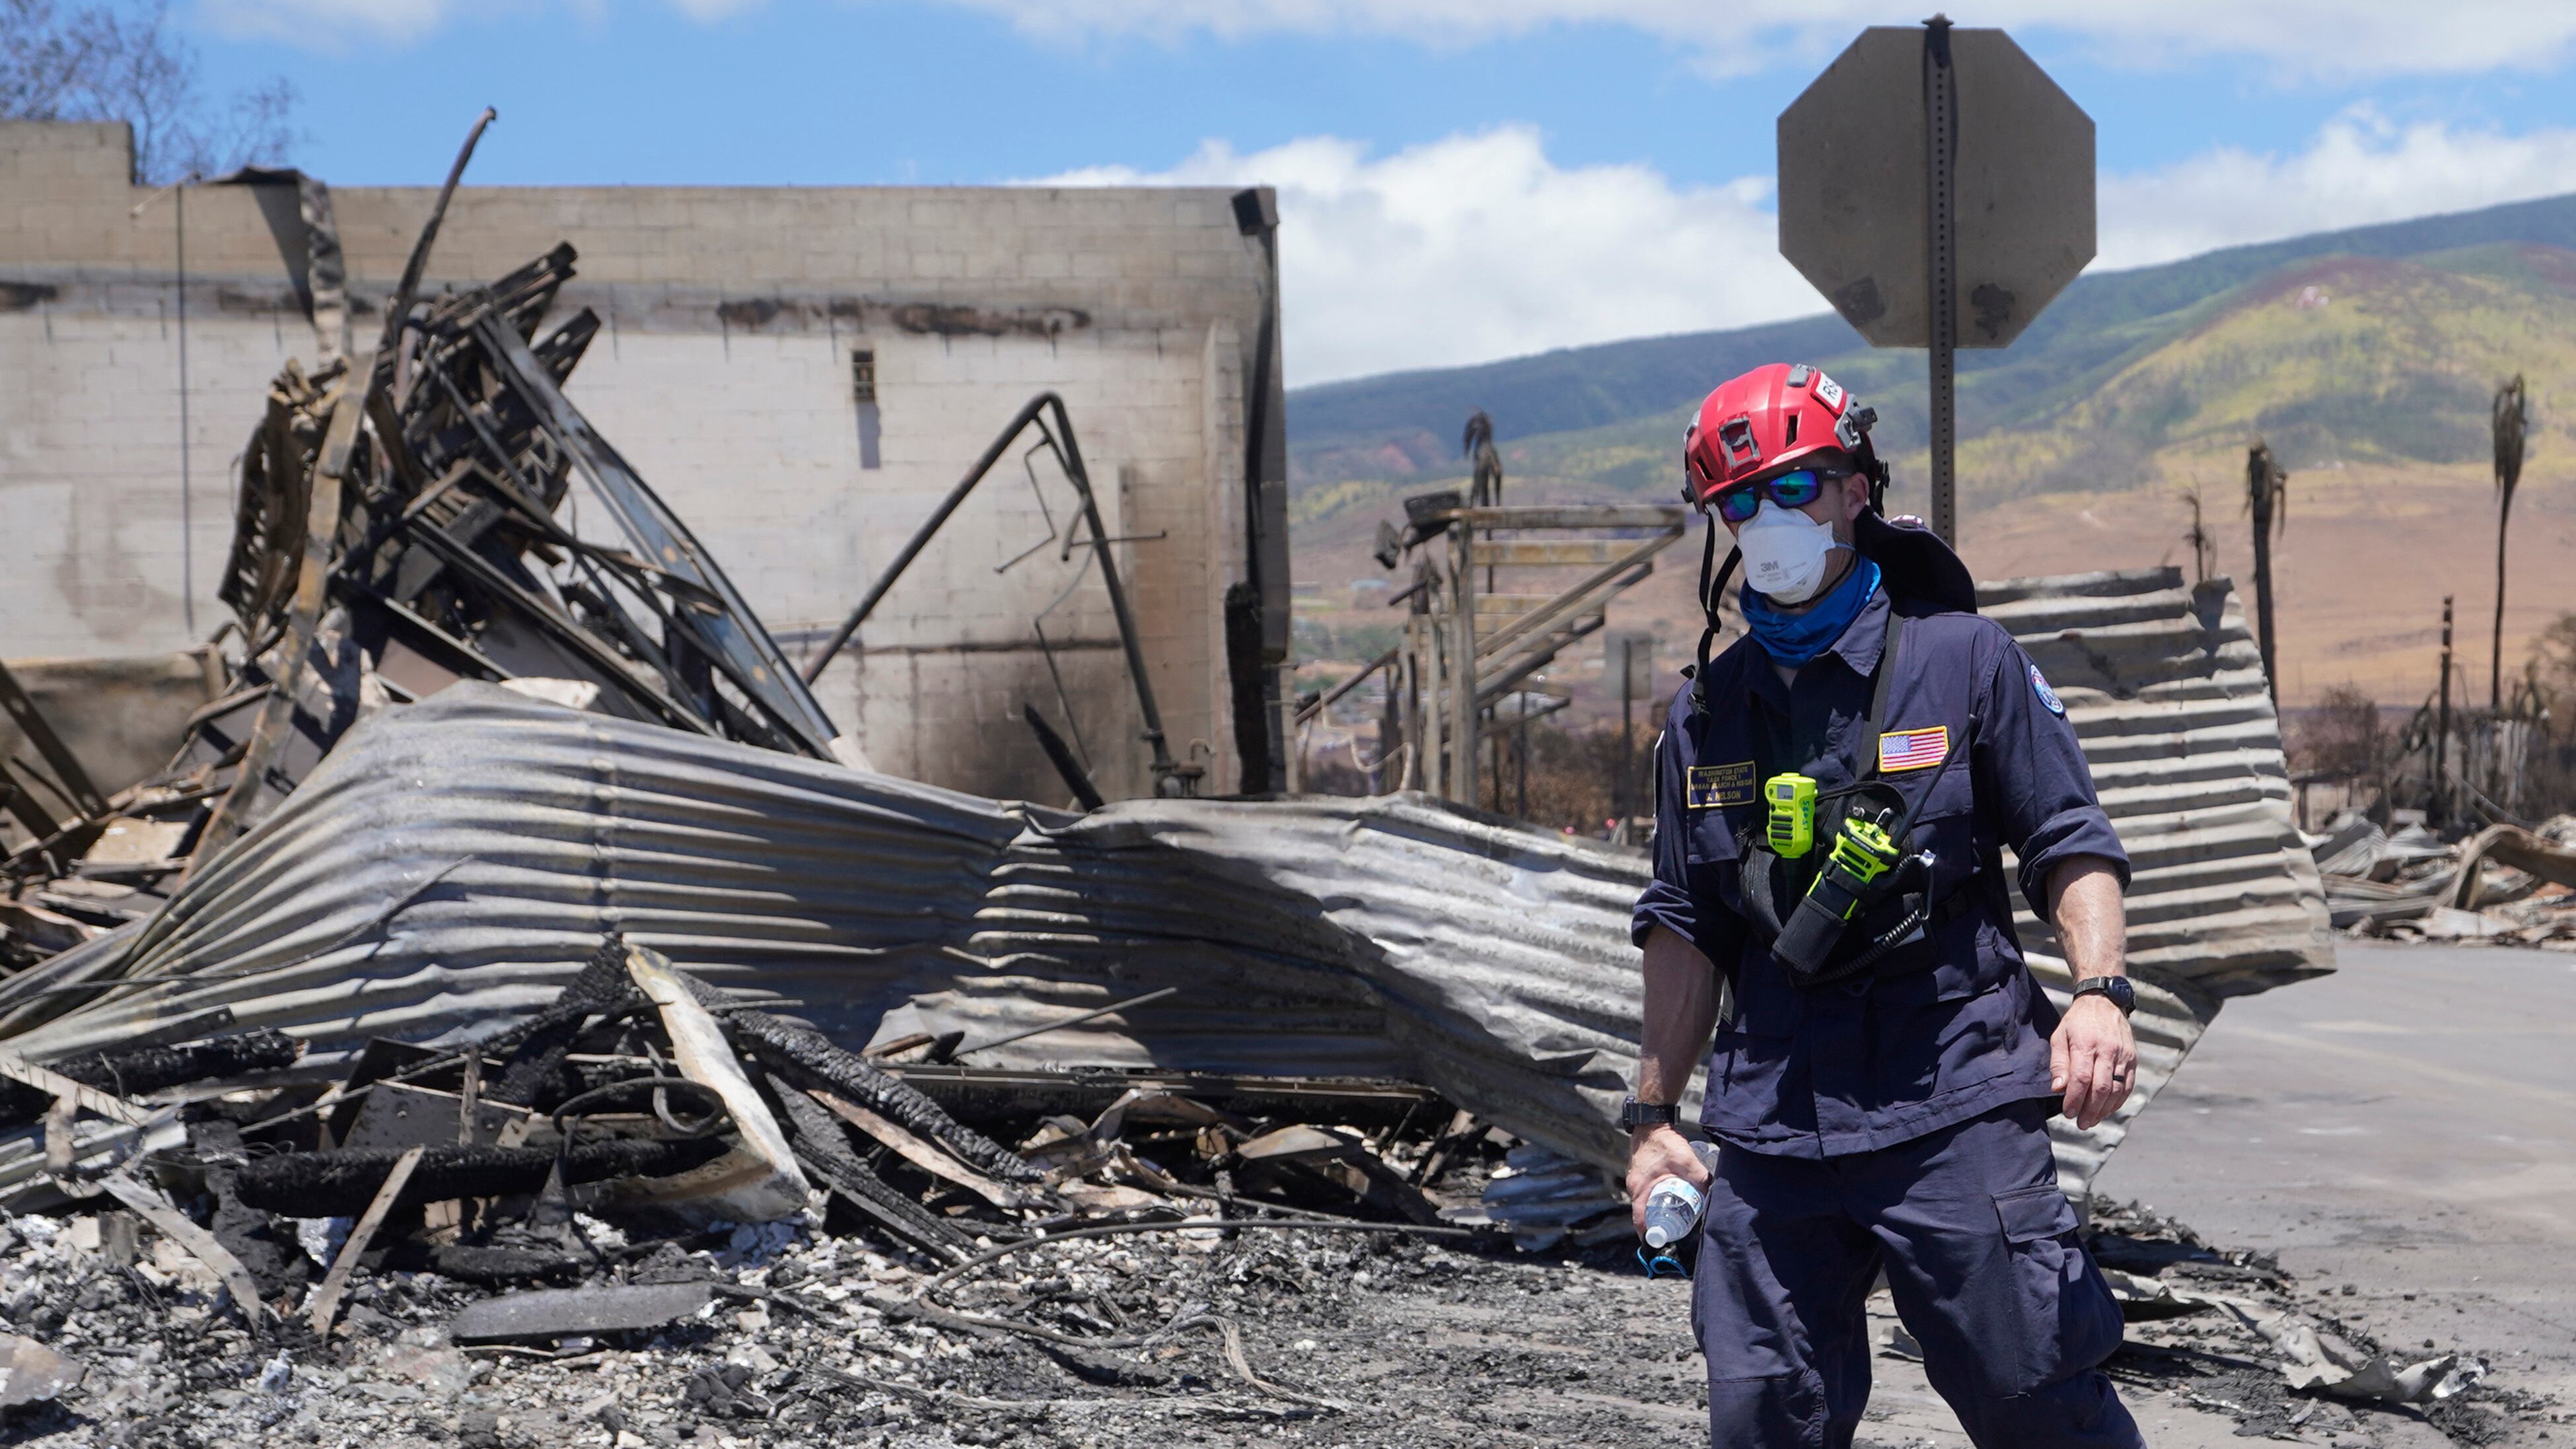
[{"xmin": 2050, "ymin": 993, "xmax": 2136, "ymax": 1130}]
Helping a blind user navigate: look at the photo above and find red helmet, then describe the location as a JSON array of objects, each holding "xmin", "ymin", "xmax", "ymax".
[{"xmin": 1682, "ymin": 363, "xmax": 1880, "ymax": 507}]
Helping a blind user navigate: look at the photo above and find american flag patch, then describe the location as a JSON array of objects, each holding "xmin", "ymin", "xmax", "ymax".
[{"xmin": 1877, "ymin": 726, "xmax": 1950, "ymax": 773}]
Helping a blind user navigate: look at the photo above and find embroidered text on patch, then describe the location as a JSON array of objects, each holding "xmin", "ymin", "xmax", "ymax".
[
  {"xmin": 1687, "ymin": 761, "xmax": 1756, "ymax": 810},
  {"xmin": 1877, "ymin": 726, "xmax": 1950, "ymax": 773}
]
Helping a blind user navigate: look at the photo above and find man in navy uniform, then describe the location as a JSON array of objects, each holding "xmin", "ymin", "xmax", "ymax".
[{"xmin": 1624, "ymin": 363, "xmax": 2147, "ymax": 1448}]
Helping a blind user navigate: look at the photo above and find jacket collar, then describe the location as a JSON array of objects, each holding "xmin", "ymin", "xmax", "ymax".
[{"xmin": 1739, "ymin": 579, "xmax": 1889, "ymax": 712}]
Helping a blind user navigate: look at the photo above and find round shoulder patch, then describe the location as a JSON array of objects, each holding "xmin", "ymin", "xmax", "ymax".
[{"xmin": 2028, "ymin": 662, "xmax": 2065, "ymax": 716}]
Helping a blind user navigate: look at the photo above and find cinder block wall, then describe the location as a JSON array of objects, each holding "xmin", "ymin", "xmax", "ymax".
[{"xmin": 0, "ymin": 122, "xmax": 1271, "ymax": 802}]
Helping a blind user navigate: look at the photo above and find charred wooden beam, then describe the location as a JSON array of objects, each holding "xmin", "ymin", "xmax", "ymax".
[
  {"xmin": 231, "ymin": 1137, "xmax": 727, "ymax": 1217},
  {"xmin": 775, "ymin": 1085, "xmax": 972, "ymax": 1261},
  {"xmin": 723, "ymin": 1008, "xmax": 1040, "ymax": 1185},
  {"xmin": 0, "ymin": 1029, "xmax": 303, "ymax": 1128}
]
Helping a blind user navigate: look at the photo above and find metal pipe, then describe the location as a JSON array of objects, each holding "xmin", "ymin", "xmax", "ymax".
[
  {"xmin": 803, "ymin": 392, "xmax": 1054, "ymax": 685},
  {"xmin": 1923, "ymin": 15, "xmax": 1958, "ymax": 544},
  {"xmin": 1046, "ymin": 396, "xmax": 1182, "ymax": 792},
  {"xmin": 805, "ymin": 393, "xmax": 1182, "ymax": 794},
  {"xmin": 1297, "ymin": 646, "xmax": 1398, "ymax": 726},
  {"xmin": 951, "ymin": 985, "xmax": 1181, "ymax": 1058}
]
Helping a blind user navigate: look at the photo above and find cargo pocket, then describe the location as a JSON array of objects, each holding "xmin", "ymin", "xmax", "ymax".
[{"xmin": 1991, "ymin": 1185, "xmax": 2126, "ymax": 1394}]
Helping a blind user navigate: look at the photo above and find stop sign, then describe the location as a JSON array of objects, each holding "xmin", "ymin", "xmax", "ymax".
[{"xmin": 1777, "ymin": 27, "xmax": 2093, "ymax": 349}]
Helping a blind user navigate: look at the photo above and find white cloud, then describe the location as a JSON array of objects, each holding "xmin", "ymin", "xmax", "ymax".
[
  {"xmin": 2100, "ymin": 108, "xmax": 2576, "ymax": 267},
  {"xmin": 1048, "ymin": 113, "xmax": 2576, "ymax": 386},
  {"xmin": 942, "ymin": 0, "xmax": 2576, "ymax": 81},
  {"xmin": 199, "ymin": 0, "xmax": 458, "ymax": 43},
  {"xmin": 196, "ymin": 0, "xmax": 2576, "ymax": 78},
  {"xmin": 197, "ymin": 0, "xmax": 759, "ymax": 44},
  {"xmin": 1040, "ymin": 127, "xmax": 1807, "ymax": 385}
]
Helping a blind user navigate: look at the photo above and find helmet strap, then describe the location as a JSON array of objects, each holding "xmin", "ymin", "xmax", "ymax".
[{"xmin": 1687, "ymin": 520, "xmax": 1742, "ymax": 717}]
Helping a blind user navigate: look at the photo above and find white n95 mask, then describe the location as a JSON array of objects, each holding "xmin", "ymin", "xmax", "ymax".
[{"xmin": 1736, "ymin": 500, "xmax": 1844, "ymax": 604}]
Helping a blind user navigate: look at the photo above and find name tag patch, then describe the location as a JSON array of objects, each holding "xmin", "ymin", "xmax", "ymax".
[
  {"xmin": 1686, "ymin": 761, "xmax": 1756, "ymax": 810},
  {"xmin": 1877, "ymin": 726, "xmax": 1950, "ymax": 773}
]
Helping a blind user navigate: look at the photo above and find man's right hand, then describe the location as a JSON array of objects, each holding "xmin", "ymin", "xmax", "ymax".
[{"xmin": 1626, "ymin": 1122, "xmax": 1711, "ymax": 1237}]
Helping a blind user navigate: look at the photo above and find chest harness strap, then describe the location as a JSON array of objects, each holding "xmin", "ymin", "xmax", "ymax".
[{"xmin": 1734, "ymin": 617, "xmax": 1985, "ymax": 988}]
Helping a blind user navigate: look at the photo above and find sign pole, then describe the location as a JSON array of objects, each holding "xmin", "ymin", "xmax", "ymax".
[{"xmin": 1923, "ymin": 14, "xmax": 1958, "ymax": 544}]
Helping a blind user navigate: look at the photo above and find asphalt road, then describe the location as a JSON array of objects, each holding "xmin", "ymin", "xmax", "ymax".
[
  {"xmin": 1839, "ymin": 940, "xmax": 2575, "ymax": 1448},
  {"xmin": 2093, "ymin": 939, "xmax": 2576, "ymax": 1438}
]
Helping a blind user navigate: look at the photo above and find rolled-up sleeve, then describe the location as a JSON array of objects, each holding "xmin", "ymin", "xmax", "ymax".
[{"xmin": 1974, "ymin": 629, "xmax": 2129, "ymax": 913}]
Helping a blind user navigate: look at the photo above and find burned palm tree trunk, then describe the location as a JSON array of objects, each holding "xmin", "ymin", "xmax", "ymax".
[
  {"xmin": 2492, "ymin": 375, "xmax": 2530, "ymax": 715},
  {"xmin": 2246, "ymin": 442, "xmax": 2288, "ymax": 697}
]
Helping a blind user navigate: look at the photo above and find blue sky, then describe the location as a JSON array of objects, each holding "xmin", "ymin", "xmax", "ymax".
[{"xmin": 184, "ymin": 1, "xmax": 2576, "ymax": 382}]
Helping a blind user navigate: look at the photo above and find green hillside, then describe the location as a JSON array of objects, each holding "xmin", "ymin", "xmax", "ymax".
[
  {"xmin": 1286, "ymin": 190, "xmax": 2576, "ymax": 520},
  {"xmin": 1285, "ymin": 218, "xmax": 2576, "ymax": 716},
  {"xmin": 1950, "ymin": 246, "xmax": 2576, "ymax": 496}
]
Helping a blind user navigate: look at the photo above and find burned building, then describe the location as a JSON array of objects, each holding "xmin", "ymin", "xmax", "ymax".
[{"xmin": 0, "ymin": 120, "xmax": 1289, "ymax": 802}]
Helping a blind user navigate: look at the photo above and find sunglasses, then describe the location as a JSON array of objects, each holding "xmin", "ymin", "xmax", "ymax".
[{"xmin": 1710, "ymin": 468, "xmax": 1847, "ymax": 524}]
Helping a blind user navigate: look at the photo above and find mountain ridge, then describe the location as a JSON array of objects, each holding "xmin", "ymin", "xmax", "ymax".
[{"xmin": 1286, "ymin": 190, "xmax": 2576, "ymax": 485}]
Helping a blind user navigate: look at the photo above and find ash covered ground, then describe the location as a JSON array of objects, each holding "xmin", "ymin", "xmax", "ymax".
[{"xmin": 0, "ymin": 1188, "xmax": 2556, "ymax": 1449}]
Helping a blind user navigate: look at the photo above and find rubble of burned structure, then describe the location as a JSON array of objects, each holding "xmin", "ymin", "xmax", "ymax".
[
  {"xmin": 2312, "ymin": 810, "xmax": 2576, "ymax": 944},
  {"xmin": 0, "ymin": 935, "xmax": 1604, "ymax": 1446},
  {"xmin": 1, "ymin": 234, "xmax": 847, "ymax": 974}
]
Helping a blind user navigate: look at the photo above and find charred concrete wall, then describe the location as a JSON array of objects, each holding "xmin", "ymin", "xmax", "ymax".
[{"xmin": 0, "ymin": 121, "xmax": 1281, "ymax": 803}]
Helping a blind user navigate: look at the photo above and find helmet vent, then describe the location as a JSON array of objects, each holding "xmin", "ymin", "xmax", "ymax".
[
  {"xmin": 1715, "ymin": 416, "xmax": 1762, "ymax": 474},
  {"xmin": 1784, "ymin": 414, "xmax": 1800, "ymax": 446}
]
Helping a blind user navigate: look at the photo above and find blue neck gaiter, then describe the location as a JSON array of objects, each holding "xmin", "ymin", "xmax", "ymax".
[{"xmin": 1741, "ymin": 556, "xmax": 1880, "ymax": 668}]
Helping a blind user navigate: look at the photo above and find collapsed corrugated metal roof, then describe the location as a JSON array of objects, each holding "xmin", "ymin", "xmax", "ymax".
[{"xmin": 0, "ymin": 557, "xmax": 2331, "ymax": 1197}]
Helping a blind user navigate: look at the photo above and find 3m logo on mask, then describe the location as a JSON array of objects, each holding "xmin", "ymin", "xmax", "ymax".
[
  {"xmin": 1715, "ymin": 416, "xmax": 1762, "ymax": 476},
  {"xmin": 1738, "ymin": 502, "xmax": 1842, "ymax": 604}
]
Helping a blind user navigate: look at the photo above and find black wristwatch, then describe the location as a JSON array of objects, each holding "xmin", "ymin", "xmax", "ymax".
[
  {"xmin": 2070, "ymin": 976, "xmax": 2135, "ymax": 1016},
  {"xmin": 1620, "ymin": 1096, "xmax": 1680, "ymax": 1131}
]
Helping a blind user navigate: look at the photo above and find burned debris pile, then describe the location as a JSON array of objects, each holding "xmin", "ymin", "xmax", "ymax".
[
  {"xmin": 2312, "ymin": 811, "xmax": 2576, "ymax": 943},
  {"xmin": 0, "ymin": 935, "xmax": 1556, "ymax": 1442}
]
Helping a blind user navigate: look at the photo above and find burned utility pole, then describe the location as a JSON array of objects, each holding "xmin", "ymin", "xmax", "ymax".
[
  {"xmin": 2245, "ymin": 441, "xmax": 2287, "ymax": 697},
  {"xmin": 2491, "ymin": 374, "xmax": 2530, "ymax": 714},
  {"xmin": 2436, "ymin": 594, "xmax": 2455, "ymax": 829},
  {"xmin": 1607, "ymin": 632, "xmax": 1652, "ymax": 837}
]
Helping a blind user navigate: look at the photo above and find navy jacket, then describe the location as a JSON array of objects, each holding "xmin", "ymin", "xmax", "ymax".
[{"xmin": 1631, "ymin": 583, "xmax": 2128, "ymax": 1158}]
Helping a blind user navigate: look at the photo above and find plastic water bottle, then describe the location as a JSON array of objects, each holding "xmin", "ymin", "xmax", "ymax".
[
  {"xmin": 1641, "ymin": 1177, "xmax": 1705, "ymax": 1250},
  {"xmin": 1640, "ymin": 1141, "xmax": 1725, "ymax": 1249}
]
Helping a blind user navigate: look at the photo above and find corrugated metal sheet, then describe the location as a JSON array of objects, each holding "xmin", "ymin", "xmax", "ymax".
[
  {"xmin": 1984, "ymin": 567, "xmax": 2335, "ymax": 997},
  {"xmin": 0, "ymin": 569, "xmax": 2330, "ymax": 1197},
  {"xmin": 0, "ymin": 686, "xmax": 1645, "ymax": 1174},
  {"xmin": 1980, "ymin": 567, "xmax": 2336, "ymax": 1191}
]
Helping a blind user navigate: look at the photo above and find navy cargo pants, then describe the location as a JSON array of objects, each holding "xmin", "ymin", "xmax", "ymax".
[{"xmin": 1690, "ymin": 1101, "xmax": 2143, "ymax": 1448}]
